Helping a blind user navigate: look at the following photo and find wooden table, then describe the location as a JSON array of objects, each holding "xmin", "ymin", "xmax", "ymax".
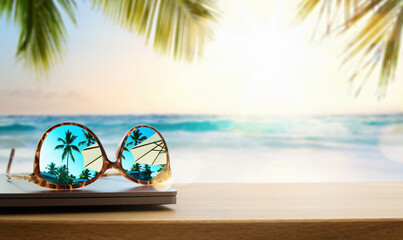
[{"xmin": 1, "ymin": 183, "xmax": 403, "ymax": 239}]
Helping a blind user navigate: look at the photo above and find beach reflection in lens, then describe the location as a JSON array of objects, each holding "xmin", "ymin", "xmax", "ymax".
[
  {"xmin": 121, "ymin": 126, "xmax": 168, "ymax": 182},
  {"xmin": 39, "ymin": 125, "xmax": 103, "ymax": 185}
]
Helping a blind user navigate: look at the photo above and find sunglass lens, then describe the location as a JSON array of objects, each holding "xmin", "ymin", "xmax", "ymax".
[
  {"xmin": 121, "ymin": 126, "xmax": 169, "ymax": 182},
  {"xmin": 39, "ymin": 124, "xmax": 103, "ymax": 185}
]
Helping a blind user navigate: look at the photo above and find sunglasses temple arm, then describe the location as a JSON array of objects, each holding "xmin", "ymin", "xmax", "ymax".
[
  {"xmin": 6, "ymin": 148, "xmax": 15, "ymax": 179},
  {"xmin": 6, "ymin": 148, "xmax": 31, "ymax": 180}
]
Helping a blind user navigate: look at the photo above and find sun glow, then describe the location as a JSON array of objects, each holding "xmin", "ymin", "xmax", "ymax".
[{"xmin": 206, "ymin": 1, "xmax": 309, "ymax": 115}]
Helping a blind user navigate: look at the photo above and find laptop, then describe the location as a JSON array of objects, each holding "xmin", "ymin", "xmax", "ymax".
[{"xmin": 0, "ymin": 174, "xmax": 176, "ymax": 207}]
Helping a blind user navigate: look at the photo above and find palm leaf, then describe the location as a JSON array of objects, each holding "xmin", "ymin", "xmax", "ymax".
[
  {"xmin": 380, "ymin": 6, "xmax": 403, "ymax": 90},
  {"xmin": 93, "ymin": 0, "xmax": 218, "ymax": 62},
  {"xmin": 296, "ymin": 0, "xmax": 403, "ymax": 95},
  {"xmin": 70, "ymin": 135, "xmax": 78, "ymax": 143},
  {"xmin": 61, "ymin": 148, "xmax": 68, "ymax": 160},
  {"xmin": 71, "ymin": 145, "xmax": 80, "ymax": 152},
  {"xmin": 122, "ymin": 146, "xmax": 130, "ymax": 160},
  {"xmin": 56, "ymin": 137, "xmax": 66, "ymax": 144},
  {"xmin": 1, "ymin": 0, "xmax": 218, "ymax": 78},
  {"xmin": 0, "ymin": 0, "xmax": 77, "ymax": 77},
  {"xmin": 69, "ymin": 151, "xmax": 75, "ymax": 163},
  {"xmin": 296, "ymin": 0, "xmax": 322, "ymax": 22},
  {"xmin": 54, "ymin": 144, "xmax": 64, "ymax": 150}
]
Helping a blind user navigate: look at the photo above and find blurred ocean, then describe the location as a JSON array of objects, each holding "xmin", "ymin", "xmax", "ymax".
[{"xmin": 1, "ymin": 114, "xmax": 403, "ymax": 183}]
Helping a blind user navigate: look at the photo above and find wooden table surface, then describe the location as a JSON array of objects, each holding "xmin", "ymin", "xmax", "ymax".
[{"xmin": 1, "ymin": 183, "xmax": 403, "ymax": 239}]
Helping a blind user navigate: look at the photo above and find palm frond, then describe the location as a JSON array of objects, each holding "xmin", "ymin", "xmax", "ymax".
[
  {"xmin": 70, "ymin": 151, "xmax": 75, "ymax": 163},
  {"xmin": 380, "ymin": 6, "xmax": 403, "ymax": 90},
  {"xmin": 54, "ymin": 144, "xmax": 64, "ymax": 150},
  {"xmin": 0, "ymin": 0, "xmax": 14, "ymax": 19},
  {"xmin": 56, "ymin": 137, "xmax": 66, "ymax": 144},
  {"xmin": 0, "ymin": 0, "xmax": 77, "ymax": 77},
  {"xmin": 296, "ymin": 0, "xmax": 403, "ymax": 95},
  {"xmin": 62, "ymin": 148, "xmax": 68, "ymax": 160},
  {"xmin": 93, "ymin": 0, "xmax": 218, "ymax": 62},
  {"xmin": 70, "ymin": 134, "xmax": 78, "ymax": 143},
  {"xmin": 296, "ymin": 0, "xmax": 322, "ymax": 22},
  {"xmin": 71, "ymin": 145, "xmax": 80, "ymax": 152}
]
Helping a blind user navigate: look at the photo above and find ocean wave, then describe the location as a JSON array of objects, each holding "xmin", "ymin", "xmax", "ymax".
[
  {"xmin": 0, "ymin": 114, "xmax": 401, "ymax": 133},
  {"xmin": 0, "ymin": 123, "xmax": 36, "ymax": 133},
  {"xmin": 153, "ymin": 120, "xmax": 236, "ymax": 132},
  {"xmin": 0, "ymin": 114, "xmax": 402, "ymax": 149}
]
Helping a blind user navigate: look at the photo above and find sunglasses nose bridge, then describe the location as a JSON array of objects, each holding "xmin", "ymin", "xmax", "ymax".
[{"xmin": 108, "ymin": 161, "xmax": 119, "ymax": 170}]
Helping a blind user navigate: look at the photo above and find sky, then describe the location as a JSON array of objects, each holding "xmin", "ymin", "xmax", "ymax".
[{"xmin": 0, "ymin": 0, "xmax": 403, "ymax": 116}]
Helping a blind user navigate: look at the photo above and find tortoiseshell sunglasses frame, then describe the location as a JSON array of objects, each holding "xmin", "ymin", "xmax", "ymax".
[{"xmin": 6, "ymin": 122, "xmax": 172, "ymax": 190}]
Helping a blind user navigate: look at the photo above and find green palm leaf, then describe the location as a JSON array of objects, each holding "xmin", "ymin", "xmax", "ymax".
[
  {"xmin": 78, "ymin": 130, "xmax": 96, "ymax": 146},
  {"xmin": 0, "ymin": 0, "xmax": 77, "ymax": 77},
  {"xmin": 70, "ymin": 145, "xmax": 80, "ymax": 152},
  {"xmin": 55, "ymin": 129, "xmax": 79, "ymax": 172},
  {"xmin": 56, "ymin": 138, "xmax": 66, "ymax": 144},
  {"xmin": 93, "ymin": 0, "xmax": 218, "ymax": 62},
  {"xmin": 61, "ymin": 148, "xmax": 68, "ymax": 160},
  {"xmin": 1, "ymin": 0, "xmax": 218, "ymax": 78},
  {"xmin": 296, "ymin": 0, "xmax": 403, "ymax": 95},
  {"xmin": 122, "ymin": 146, "xmax": 130, "ymax": 160},
  {"xmin": 69, "ymin": 151, "xmax": 75, "ymax": 163},
  {"xmin": 54, "ymin": 144, "xmax": 64, "ymax": 150}
]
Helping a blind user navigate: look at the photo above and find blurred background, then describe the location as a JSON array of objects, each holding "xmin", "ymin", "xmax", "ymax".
[{"xmin": 1, "ymin": 0, "xmax": 403, "ymax": 183}]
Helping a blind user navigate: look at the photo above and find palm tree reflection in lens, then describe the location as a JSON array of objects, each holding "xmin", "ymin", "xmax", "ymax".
[
  {"xmin": 54, "ymin": 130, "xmax": 80, "ymax": 173},
  {"xmin": 40, "ymin": 126, "xmax": 101, "ymax": 185},
  {"xmin": 45, "ymin": 162, "xmax": 57, "ymax": 176},
  {"xmin": 126, "ymin": 129, "xmax": 147, "ymax": 147},
  {"xmin": 78, "ymin": 130, "xmax": 96, "ymax": 147},
  {"xmin": 79, "ymin": 169, "xmax": 92, "ymax": 180},
  {"xmin": 122, "ymin": 127, "xmax": 168, "ymax": 183},
  {"xmin": 123, "ymin": 129, "xmax": 147, "ymax": 160}
]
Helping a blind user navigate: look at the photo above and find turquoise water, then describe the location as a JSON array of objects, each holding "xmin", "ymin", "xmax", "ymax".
[{"xmin": 1, "ymin": 114, "xmax": 403, "ymax": 182}]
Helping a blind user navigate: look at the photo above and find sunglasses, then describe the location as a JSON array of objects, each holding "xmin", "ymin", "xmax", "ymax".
[{"xmin": 6, "ymin": 122, "xmax": 171, "ymax": 189}]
